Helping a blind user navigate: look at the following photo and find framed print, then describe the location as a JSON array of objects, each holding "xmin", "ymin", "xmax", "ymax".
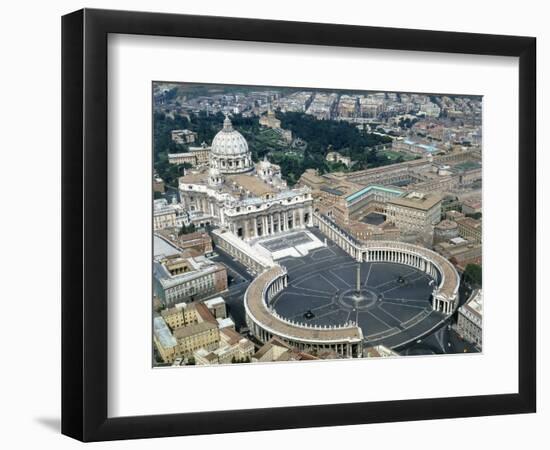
[{"xmin": 61, "ymin": 8, "xmax": 536, "ymax": 442}]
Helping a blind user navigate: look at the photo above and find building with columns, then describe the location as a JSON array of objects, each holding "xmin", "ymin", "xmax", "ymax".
[{"xmin": 179, "ymin": 116, "xmax": 314, "ymax": 240}]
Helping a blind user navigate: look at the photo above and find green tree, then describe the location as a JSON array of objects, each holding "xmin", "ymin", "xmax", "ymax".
[
  {"xmin": 178, "ymin": 223, "xmax": 196, "ymax": 235},
  {"xmin": 463, "ymin": 264, "xmax": 482, "ymax": 287},
  {"xmin": 465, "ymin": 212, "xmax": 482, "ymax": 220}
]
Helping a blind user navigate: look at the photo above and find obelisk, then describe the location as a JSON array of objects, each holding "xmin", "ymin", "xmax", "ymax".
[{"xmin": 356, "ymin": 263, "xmax": 361, "ymax": 294}]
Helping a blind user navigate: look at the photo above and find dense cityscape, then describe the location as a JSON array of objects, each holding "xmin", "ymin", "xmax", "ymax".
[{"xmin": 152, "ymin": 83, "xmax": 483, "ymax": 367}]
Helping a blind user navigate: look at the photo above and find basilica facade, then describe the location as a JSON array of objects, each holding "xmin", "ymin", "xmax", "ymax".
[{"xmin": 179, "ymin": 116, "xmax": 314, "ymax": 241}]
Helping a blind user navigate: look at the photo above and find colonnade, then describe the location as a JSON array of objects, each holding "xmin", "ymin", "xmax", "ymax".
[
  {"xmin": 247, "ymin": 318, "xmax": 362, "ymax": 358},
  {"xmin": 363, "ymin": 249, "xmax": 438, "ymax": 280},
  {"xmin": 433, "ymin": 297, "xmax": 454, "ymax": 314},
  {"xmin": 266, "ymin": 273, "xmax": 288, "ymax": 302},
  {"xmin": 314, "ymin": 212, "xmax": 361, "ymax": 260},
  {"xmin": 248, "ymin": 316, "xmax": 362, "ymax": 358},
  {"xmin": 314, "ymin": 212, "xmax": 458, "ymax": 315},
  {"xmin": 243, "ymin": 212, "xmax": 460, "ymax": 359},
  {"xmin": 245, "ymin": 267, "xmax": 363, "ymax": 359}
]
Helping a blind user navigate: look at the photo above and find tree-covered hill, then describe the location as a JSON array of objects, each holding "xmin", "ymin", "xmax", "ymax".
[
  {"xmin": 278, "ymin": 111, "xmax": 392, "ymax": 160},
  {"xmin": 153, "ymin": 110, "xmax": 402, "ymax": 187}
]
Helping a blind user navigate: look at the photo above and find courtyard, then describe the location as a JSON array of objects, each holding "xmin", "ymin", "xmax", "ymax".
[{"xmin": 272, "ymin": 231, "xmax": 449, "ymax": 349}]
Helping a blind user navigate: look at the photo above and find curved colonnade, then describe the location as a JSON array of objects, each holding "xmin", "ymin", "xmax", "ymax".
[
  {"xmin": 244, "ymin": 213, "xmax": 460, "ymax": 357},
  {"xmin": 314, "ymin": 213, "xmax": 460, "ymax": 314},
  {"xmin": 244, "ymin": 266, "xmax": 364, "ymax": 358}
]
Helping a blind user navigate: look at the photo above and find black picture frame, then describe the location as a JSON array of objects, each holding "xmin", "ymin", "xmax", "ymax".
[{"xmin": 61, "ymin": 8, "xmax": 536, "ymax": 442}]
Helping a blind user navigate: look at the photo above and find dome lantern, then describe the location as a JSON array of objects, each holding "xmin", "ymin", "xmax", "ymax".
[{"xmin": 222, "ymin": 114, "xmax": 233, "ymax": 131}]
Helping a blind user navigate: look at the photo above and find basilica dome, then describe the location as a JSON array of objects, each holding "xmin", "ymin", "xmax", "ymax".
[{"xmin": 210, "ymin": 116, "xmax": 253, "ymax": 174}]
